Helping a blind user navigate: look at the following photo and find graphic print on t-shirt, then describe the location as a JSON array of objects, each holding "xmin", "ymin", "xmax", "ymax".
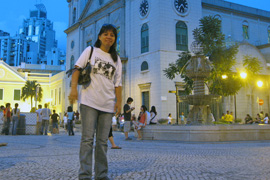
[{"xmin": 93, "ymin": 57, "xmax": 116, "ymax": 80}]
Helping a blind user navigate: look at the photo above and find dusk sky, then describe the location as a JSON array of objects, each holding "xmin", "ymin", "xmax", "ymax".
[{"xmin": 0, "ymin": 0, "xmax": 269, "ymax": 52}]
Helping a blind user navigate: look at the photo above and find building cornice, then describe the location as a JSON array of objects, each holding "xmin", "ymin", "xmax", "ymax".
[
  {"xmin": 257, "ymin": 44, "xmax": 270, "ymax": 49},
  {"xmin": 202, "ymin": 0, "xmax": 270, "ymax": 22}
]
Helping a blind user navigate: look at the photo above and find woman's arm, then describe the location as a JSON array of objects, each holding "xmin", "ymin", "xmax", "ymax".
[
  {"xmin": 68, "ymin": 68, "xmax": 80, "ymax": 104},
  {"xmin": 114, "ymin": 86, "xmax": 122, "ymax": 116}
]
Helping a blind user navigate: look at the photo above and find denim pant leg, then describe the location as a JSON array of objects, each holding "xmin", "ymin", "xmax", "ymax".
[
  {"xmin": 94, "ymin": 111, "xmax": 113, "ymax": 179},
  {"xmin": 41, "ymin": 120, "xmax": 45, "ymax": 135},
  {"xmin": 12, "ymin": 117, "xmax": 19, "ymax": 135},
  {"xmin": 5, "ymin": 117, "xmax": 11, "ymax": 135},
  {"xmin": 44, "ymin": 120, "xmax": 49, "ymax": 135},
  {"xmin": 79, "ymin": 105, "xmax": 98, "ymax": 179}
]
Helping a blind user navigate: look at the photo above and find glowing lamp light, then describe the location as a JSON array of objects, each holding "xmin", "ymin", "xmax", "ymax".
[
  {"xmin": 240, "ymin": 72, "xmax": 247, "ymax": 79},
  {"xmin": 257, "ymin": 81, "xmax": 263, "ymax": 87},
  {"xmin": 222, "ymin": 75, "xmax": 228, "ymax": 79}
]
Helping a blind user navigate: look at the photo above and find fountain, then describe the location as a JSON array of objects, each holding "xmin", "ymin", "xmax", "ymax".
[{"xmin": 181, "ymin": 42, "xmax": 221, "ymax": 124}]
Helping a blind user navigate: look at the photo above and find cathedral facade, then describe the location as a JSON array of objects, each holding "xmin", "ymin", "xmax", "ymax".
[{"xmin": 65, "ymin": 0, "xmax": 270, "ymax": 121}]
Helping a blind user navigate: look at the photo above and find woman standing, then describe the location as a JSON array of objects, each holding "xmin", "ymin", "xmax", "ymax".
[
  {"xmin": 69, "ymin": 24, "xmax": 122, "ymax": 180},
  {"xmin": 12, "ymin": 103, "xmax": 20, "ymax": 135}
]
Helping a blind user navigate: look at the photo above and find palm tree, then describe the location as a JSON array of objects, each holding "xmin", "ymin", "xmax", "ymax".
[{"xmin": 21, "ymin": 80, "xmax": 43, "ymax": 109}]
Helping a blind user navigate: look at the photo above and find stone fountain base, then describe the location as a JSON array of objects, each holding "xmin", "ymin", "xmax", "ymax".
[{"xmin": 141, "ymin": 124, "xmax": 270, "ymax": 142}]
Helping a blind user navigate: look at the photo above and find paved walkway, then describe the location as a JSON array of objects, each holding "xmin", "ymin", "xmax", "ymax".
[{"xmin": 1, "ymin": 128, "xmax": 270, "ymax": 180}]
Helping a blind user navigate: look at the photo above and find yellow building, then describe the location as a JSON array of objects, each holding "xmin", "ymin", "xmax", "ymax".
[{"xmin": 0, "ymin": 60, "xmax": 66, "ymax": 116}]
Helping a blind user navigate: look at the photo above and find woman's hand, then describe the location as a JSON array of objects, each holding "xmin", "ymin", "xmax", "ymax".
[
  {"xmin": 69, "ymin": 88, "xmax": 78, "ymax": 104},
  {"xmin": 114, "ymin": 101, "xmax": 121, "ymax": 116}
]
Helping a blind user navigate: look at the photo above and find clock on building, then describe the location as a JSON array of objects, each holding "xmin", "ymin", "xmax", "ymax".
[
  {"xmin": 174, "ymin": 0, "xmax": 189, "ymax": 15},
  {"xmin": 139, "ymin": 0, "xmax": 149, "ymax": 17}
]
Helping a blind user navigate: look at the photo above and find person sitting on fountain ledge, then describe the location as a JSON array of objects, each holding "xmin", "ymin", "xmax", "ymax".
[{"xmin": 133, "ymin": 105, "xmax": 147, "ymax": 140}]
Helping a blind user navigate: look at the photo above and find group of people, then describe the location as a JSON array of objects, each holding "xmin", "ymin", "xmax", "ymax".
[
  {"xmin": 221, "ymin": 111, "xmax": 234, "ymax": 123},
  {"xmin": 0, "ymin": 103, "xmax": 20, "ymax": 135},
  {"xmin": 122, "ymin": 97, "xmax": 158, "ymax": 140},
  {"xmin": 35, "ymin": 104, "xmax": 60, "ymax": 135},
  {"xmin": 245, "ymin": 111, "xmax": 270, "ymax": 124}
]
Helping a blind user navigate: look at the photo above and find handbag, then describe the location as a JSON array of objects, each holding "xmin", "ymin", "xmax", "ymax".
[{"xmin": 66, "ymin": 46, "xmax": 94, "ymax": 86}]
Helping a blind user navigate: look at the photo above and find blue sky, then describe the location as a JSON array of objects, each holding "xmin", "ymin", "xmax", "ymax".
[
  {"xmin": 0, "ymin": 0, "xmax": 68, "ymax": 51},
  {"xmin": 0, "ymin": 0, "xmax": 269, "ymax": 52}
]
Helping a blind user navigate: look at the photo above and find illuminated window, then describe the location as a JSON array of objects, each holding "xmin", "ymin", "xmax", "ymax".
[
  {"xmin": 0, "ymin": 89, "xmax": 3, "ymax": 100},
  {"xmin": 242, "ymin": 21, "xmax": 249, "ymax": 40},
  {"xmin": 116, "ymin": 27, "xmax": 120, "ymax": 55},
  {"xmin": 55, "ymin": 89, "xmax": 57, "ymax": 105},
  {"xmin": 141, "ymin": 61, "xmax": 148, "ymax": 71},
  {"xmin": 176, "ymin": 21, "xmax": 188, "ymax": 51},
  {"xmin": 59, "ymin": 88, "xmax": 61, "ymax": 105},
  {"xmin": 14, "ymin": 89, "xmax": 20, "ymax": 101},
  {"xmin": 141, "ymin": 23, "xmax": 149, "ymax": 53}
]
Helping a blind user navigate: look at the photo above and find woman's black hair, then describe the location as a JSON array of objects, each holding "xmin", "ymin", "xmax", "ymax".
[
  {"xmin": 150, "ymin": 106, "xmax": 157, "ymax": 115},
  {"xmin": 141, "ymin": 105, "xmax": 147, "ymax": 112},
  {"xmin": 14, "ymin": 103, "xmax": 18, "ymax": 114},
  {"xmin": 67, "ymin": 106, "xmax": 73, "ymax": 112},
  {"xmin": 94, "ymin": 24, "xmax": 118, "ymax": 62}
]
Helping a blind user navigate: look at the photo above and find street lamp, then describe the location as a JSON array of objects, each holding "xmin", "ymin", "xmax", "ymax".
[{"xmin": 257, "ymin": 80, "xmax": 263, "ymax": 87}]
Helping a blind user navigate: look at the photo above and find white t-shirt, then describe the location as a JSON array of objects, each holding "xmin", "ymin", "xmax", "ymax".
[
  {"xmin": 41, "ymin": 108, "xmax": 52, "ymax": 120},
  {"xmin": 63, "ymin": 116, "xmax": 68, "ymax": 124},
  {"xmin": 12, "ymin": 108, "xmax": 20, "ymax": 117},
  {"xmin": 75, "ymin": 46, "xmax": 122, "ymax": 113},
  {"xmin": 150, "ymin": 112, "xmax": 158, "ymax": 123},
  {"xmin": 36, "ymin": 109, "xmax": 42, "ymax": 122}
]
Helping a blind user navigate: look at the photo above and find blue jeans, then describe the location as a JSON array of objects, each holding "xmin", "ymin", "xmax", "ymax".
[
  {"xmin": 68, "ymin": 120, "xmax": 74, "ymax": 135},
  {"xmin": 12, "ymin": 116, "xmax": 19, "ymax": 135},
  {"xmin": 2, "ymin": 117, "xmax": 11, "ymax": 135},
  {"xmin": 52, "ymin": 122, "xmax": 58, "ymax": 129},
  {"xmin": 79, "ymin": 104, "xmax": 113, "ymax": 180},
  {"xmin": 41, "ymin": 120, "xmax": 49, "ymax": 135}
]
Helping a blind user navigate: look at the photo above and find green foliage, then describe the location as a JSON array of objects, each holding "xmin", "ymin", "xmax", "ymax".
[
  {"xmin": 242, "ymin": 55, "xmax": 262, "ymax": 87},
  {"xmin": 21, "ymin": 80, "xmax": 43, "ymax": 108},
  {"xmin": 164, "ymin": 15, "xmax": 245, "ymax": 96},
  {"xmin": 163, "ymin": 52, "xmax": 193, "ymax": 94}
]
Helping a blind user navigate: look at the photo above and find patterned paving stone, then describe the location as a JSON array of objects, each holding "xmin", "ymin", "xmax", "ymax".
[{"xmin": 1, "ymin": 128, "xmax": 270, "ymax": 180}]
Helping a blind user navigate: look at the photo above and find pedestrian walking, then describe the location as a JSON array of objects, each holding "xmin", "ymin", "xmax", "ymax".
[
  {"xmin": 63, "ymin": 112, "xmax": 68, "ymax": 133},
  {"xmin": 36, "ymin": 104, "xmax": 43, "ymax": 135},
  {"xmin": 123, "ymin": 97, "xmax": 135, "ymax": 140},
  {"xmin": 40, "ymin": 103, "xmax": 52, "ymax": 135},
  {"xmin": 11, "ymin": 103, "xmax": 20, "ymax": 135},
  {"xmin": 67, "ymin": 106, "xmax": 75, "ymax": 136},
  {"xmin": 51, "ymin": 110, "xmax": 59, "ymax": 134},
  {"xmin": 68, "ymin": 23, "xmax": 122, "ymax": 180}
]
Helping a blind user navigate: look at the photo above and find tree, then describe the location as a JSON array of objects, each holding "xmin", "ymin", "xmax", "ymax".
[
  {"xmin": 21, "ymin": 80, "xmax": 43, "ymax": 109},
  {"xmin": 164, "ymin": 16, "xmax": 245, "ymax": 96}
]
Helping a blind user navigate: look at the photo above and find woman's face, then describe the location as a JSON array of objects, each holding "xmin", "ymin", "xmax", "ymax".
[
  {"xmin": 98, "ymin": 30, "xmax": 116, "ymax": 48},
  {"xmin": 140, "ymin": 107, "xmax": 144, "ymax": 112}
]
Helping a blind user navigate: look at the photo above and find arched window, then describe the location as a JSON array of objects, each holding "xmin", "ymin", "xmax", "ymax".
[
  {"xmin": 242, "ymin": 21, "xmax": 249, "ymax": 40},
  {"xmin": 214, "ymin": 14, "xmax": 222, "ymax": 31},
  {"xmin": 70, "ymin": 55, "xmax": 74, "ymax": 70},
  {"xmin": 176, "ymin": 21, "xmax": 188, "ymax": 51},
  {"xmin": 141, "ymin": 61, "xmax": 149, "ymax": 71},
  {"xmin": 268, "ymin": 26, "xmax": 270, "ymax": 43},
  {"xmin": 72, "ymin": 8, "xmax": 76, "ymax": 24},
  {"xmin": 141, "ymin": 23, "xmax": 149, "ymax": 53}
]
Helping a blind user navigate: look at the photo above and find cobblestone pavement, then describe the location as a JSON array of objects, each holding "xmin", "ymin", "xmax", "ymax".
[{"xmin": 1, "ymin": 128, "xmax": 270, "ymax": 180}]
